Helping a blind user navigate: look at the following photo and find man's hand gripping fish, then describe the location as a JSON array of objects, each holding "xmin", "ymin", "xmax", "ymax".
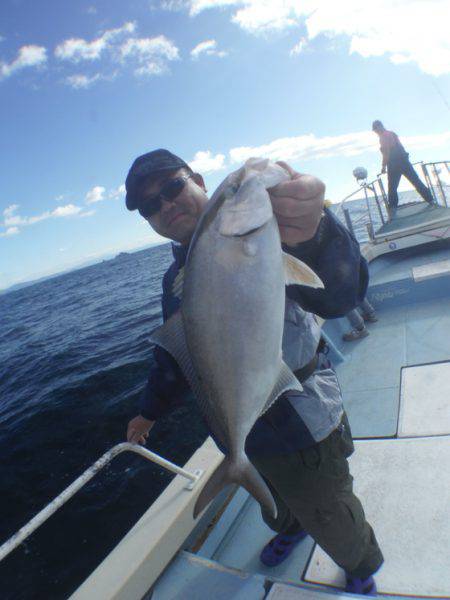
[{"xmin": 149, "ymin": 158, "xmax": 324, "ymax": 519}]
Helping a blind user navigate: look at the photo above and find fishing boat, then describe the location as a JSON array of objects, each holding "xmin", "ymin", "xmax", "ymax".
[{"xmin": 1, "ymin": 160, "xmax": 449, "ymax": 599}]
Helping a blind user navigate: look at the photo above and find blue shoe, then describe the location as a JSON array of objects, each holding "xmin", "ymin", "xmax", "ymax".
[
  {"xmin": 260, "ymin": 530, "xmax": 308, "ymax": 567},
  {"xmin": 345, "ymin": 575, "xmax": 377, "ymax": 596}
]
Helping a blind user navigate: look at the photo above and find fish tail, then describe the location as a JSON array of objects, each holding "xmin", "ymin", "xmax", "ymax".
[{"xmin": 193, "ymin": 455, "xmax": 277, "ymax": 519}]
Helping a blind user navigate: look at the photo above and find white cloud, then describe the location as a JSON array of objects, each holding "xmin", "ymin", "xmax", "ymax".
[
  {"xmin": 0, "ymin": 44, "xmax": 47, "ymax": 79},
  {"xmin": 191, "ymin": 39, "xmax": 227, "ymax": 59},
  {"xmin": 52, "ymin": 204, "xmax": 82, "ymax": 217},
  {"xmin": 65, "ymin": 73, "xmax": 102, "ymax": 89},
  {"xmin": 189, "ymin": 150, "xmax": 226, "ymax": 173},
  {"xmin": 120, "ymin": 36, "xmax": 179, "ymax": 76},
  {"xmin": 3, "ymin": 204, "xmax": 26, "ymax": 226},
  {"xmin": 55, "ymin": 22, "xmax": 136, "ymax": 62},
  {"xmin": 3, "ymin": 204, "xmax": 19, "ymax": 218},
  {"xmin": 189, "ymin": 0, "xmax": 241, "ymax": 16},
  {"xmin": 290, "ymin": 38, "xmax": 306, "ymax": 57},
  {"xmin": 79, "ymin": 209, "xmax": 96, "ymax": 218},
  {"xmin": 229, "ymin": 131, "xmax": 374, "ymax": 164},
  {"xmin": 2, "ymin": 203, "xmax": 86, "ymax": 229},
  {"xmin": 232, "ymin": 1, "xmax": 298, "ymax": 32},
  {"xmin": 54, "ymin": 23, "xmax": 179, "ymax": 84},
  {"xmin": 182, "ymin": 0, "xmax": 450, "ymax": 76},
  {"xmin": 229, "ymin": 130, "xmax": 450, "ymax": 165},
  {"xmin": 401, "ymin": 131, "xmax": 450, "ymax": 152},
  {"xmin": 85, "ymin": 183, "xmax": 125, "ymax": 203},
  {"xmin": 0, "ymin": 226, "xmax": 19, "ymax": 237},
  {"xmin": 179, "ymin": 129, "xmax": 450, "ymax": 175},
  {"xmin": 109, "ymin": 184, "xmax": 126, "ymax": 199},
  {"xmin": 55, "ymin": 38, "xmax": 105, "ymax": 62},
  {"xmin": 85, "ymin": 185, "xmax": 106, "ymax": 204}
]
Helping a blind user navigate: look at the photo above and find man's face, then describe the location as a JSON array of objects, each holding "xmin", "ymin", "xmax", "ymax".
[{"xmin": 139, "ymin": 168, "xmax": 209, "ymax": 245}]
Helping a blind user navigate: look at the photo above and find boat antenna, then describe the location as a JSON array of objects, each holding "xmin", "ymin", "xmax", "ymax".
[{"xmin": 430, "ymin": 79, "xmax": 450, "ymax": 113}]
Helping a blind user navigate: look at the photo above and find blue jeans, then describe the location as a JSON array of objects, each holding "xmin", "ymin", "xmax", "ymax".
[{"xmin": 347, "ymin": 299, "xmax": 375, "ymax": 330}]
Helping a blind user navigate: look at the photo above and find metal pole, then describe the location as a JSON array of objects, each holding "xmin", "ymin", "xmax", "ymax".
[
  {"xmin": 368, "ymin": 183, "xmax": 386, "ymax": 226},
  {"xmin": 377, "ymin": 177, "xmax": 390, "ymax": 215},
  {"xmin": 422, "ymin": 164, "xmax": 438, "ymax": 204},
  {"xmin": 0, "ymin": 443, "xmax": 204, "ymax": 562},
  {"xmin": 343, "ymin": 207, "xmax": 356, "ymax": 238},
  {"xmin": 432, "ymin": 163, "xmax": 447, "ymax": 207},
  {"xmin": 363, "ymin": 185, "xmax": 375, "ymax": 239}
]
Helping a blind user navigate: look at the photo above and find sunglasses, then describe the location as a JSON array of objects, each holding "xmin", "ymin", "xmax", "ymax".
[{"xmin": 138, "ymin": 174, "xmax": 192, "ymax": 218}]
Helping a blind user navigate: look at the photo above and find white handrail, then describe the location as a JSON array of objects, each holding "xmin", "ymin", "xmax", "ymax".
[{"xmin": 0, "ymin": 442, "xmax": 203, "ymax": 562}]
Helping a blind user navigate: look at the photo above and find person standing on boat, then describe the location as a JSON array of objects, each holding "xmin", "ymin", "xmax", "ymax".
[
  {"xmin": 124, "ymin": 149, "xmax": 383, "ymax": 595},
  {"xmin": 372, "ymin": 120, "xmax": 434, "ymax": 210}
]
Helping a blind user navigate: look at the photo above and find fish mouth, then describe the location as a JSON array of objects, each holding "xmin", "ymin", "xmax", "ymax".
[{"xmin": 233, "ymin": 225, "xmax": 263, "ymax": 238}]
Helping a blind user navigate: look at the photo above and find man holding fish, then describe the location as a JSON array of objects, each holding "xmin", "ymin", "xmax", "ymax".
[{"xmin": 125, "ymin": 149, "xmax": 383, "ymax": 595}]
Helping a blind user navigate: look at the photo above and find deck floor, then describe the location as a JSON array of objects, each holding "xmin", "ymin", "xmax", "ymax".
[
  {"xmin": 196, "ymin": 294, "xmax": 450, "ymax": 590},
  {"xmin": 374, "ymin": 202, "xmax": 450, "ymax": 239},
  {"xmin": 398, "ymin": 362, "xmax": 450, "ymax": 437},
  {"xmin": 337, "ymin": 296, "xmax": 450, "ymax": 439},
  {"xmin": 185, "ymin": 240, "xmax": 450, "ymax": 598},
  {"xmin": 304, "ymin": 436, "xmax": 450, "ymax": 596}
]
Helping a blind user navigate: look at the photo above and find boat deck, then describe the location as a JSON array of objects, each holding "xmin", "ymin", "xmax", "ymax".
[
  {"xmin": 151, "ymin": 239, "xmax": 450, "ymax": 599},
  {"xmin": 373, "ymin": 202, "xmax": 450, "ymax": 241}
]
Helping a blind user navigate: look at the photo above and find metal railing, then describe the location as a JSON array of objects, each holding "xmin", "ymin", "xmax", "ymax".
[
  {"xmin": 0, "ymin": 443, "xmax": 204, "ymax": 563},
  {"xmin": 421, "ymin": 160, "xmax": 450, "ymax": 206},
  {"xmin": 335, "ymin": 160, "xmax": 450, "ymax": 242}
]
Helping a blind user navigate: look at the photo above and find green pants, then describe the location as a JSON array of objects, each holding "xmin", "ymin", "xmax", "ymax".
[{"xmin": 251, "ymin": 414, "xmax": 383, "ymax": 579}]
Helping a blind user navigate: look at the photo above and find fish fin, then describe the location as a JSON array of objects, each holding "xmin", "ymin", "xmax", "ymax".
[
  {"xmin": 172, "ymin": 267, "xmax": 184, "ymax": 299},
  {"xmin": 193, "ymin": 455, "xmax": 277, "ymax": 519},
  {"xmin": 149, "ymin": 313, "xmax": 226, "ymax": 443},
  {"xmin": 283, "ymin": 252, "xmax": 324, "ymax": 288},
  {"xmin": 149, "ymin": 311, "xmax": 203, "ymax": 401},
  {"xmin": 261, "ymin": 360, "xmax": 303, "ymax": 414},
  {"xmin": 238, "ymin": 457, "xmax": 277, "ymax": 519}
]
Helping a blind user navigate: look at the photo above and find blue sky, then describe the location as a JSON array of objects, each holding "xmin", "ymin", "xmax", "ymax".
[{"xmin": 1, "ymin": 0, "xmax": 450, "ymax": 290}]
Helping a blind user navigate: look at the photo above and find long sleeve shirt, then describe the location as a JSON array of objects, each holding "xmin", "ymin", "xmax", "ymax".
[{"xmin": 379, "ymin": 130, "xmax": 408, "ymax": 168}]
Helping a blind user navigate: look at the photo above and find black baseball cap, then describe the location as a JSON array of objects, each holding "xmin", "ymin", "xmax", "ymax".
[{"xmin": 125, "ymin": 149, "xmax": 189, "ymax": 211}]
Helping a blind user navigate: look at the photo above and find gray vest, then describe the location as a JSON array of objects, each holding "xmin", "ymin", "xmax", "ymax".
[{"xmin": 282, "ymin": 298, "xmax": 344, "ymax": 443}]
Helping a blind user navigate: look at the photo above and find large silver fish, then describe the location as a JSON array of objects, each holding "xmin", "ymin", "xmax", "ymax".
[{"xmin": 149, "ymin": 158, "xmax": 323, "ymax": 519}]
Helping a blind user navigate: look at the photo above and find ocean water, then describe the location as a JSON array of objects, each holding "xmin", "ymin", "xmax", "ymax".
[
  {"xmin": 0, "ymin": 243, "xmax": 208, "ymax": 599},
  {"xmin": 0, "ymin": 190, "xmax": 437, "ymax": 598}
]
